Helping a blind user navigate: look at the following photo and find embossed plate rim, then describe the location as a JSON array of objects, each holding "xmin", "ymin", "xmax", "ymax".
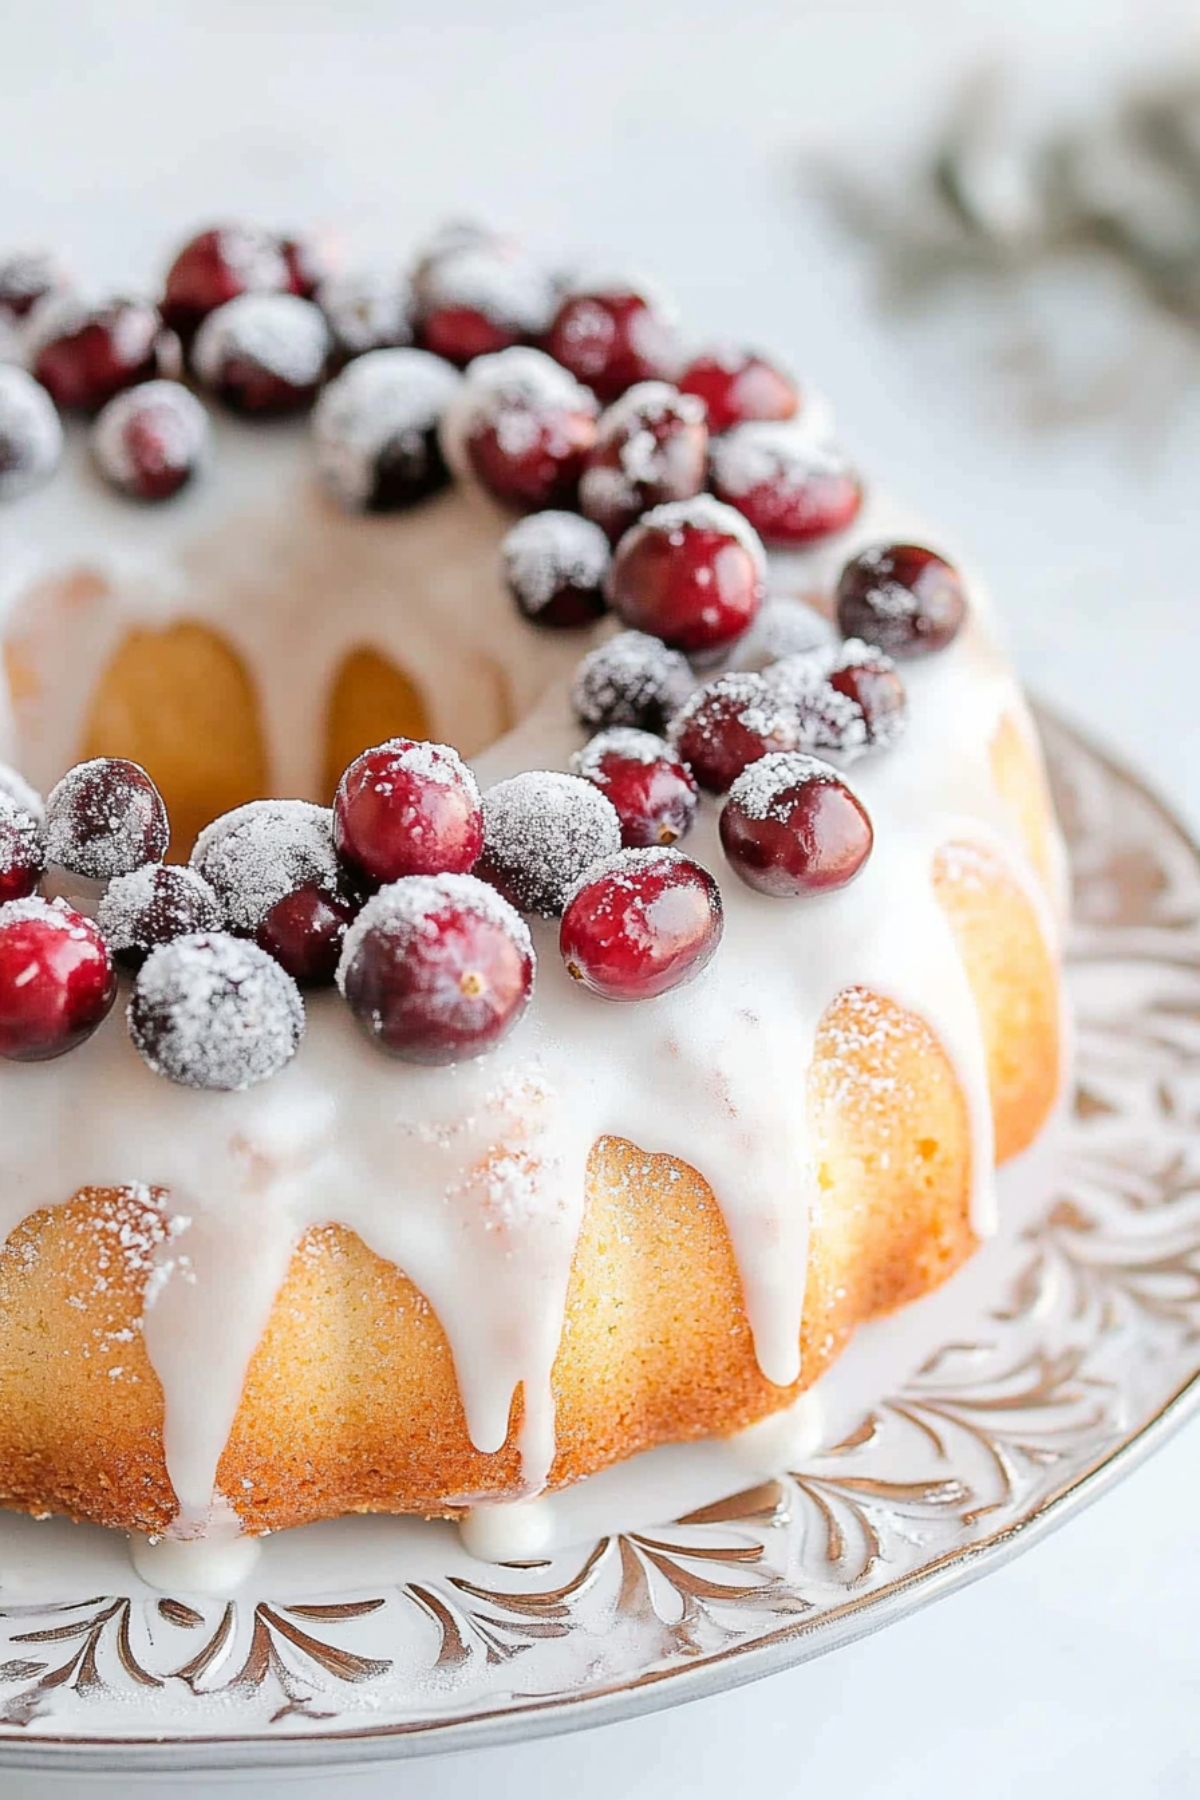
[{"xmin": 0, "ymin": 705, "xmax": 1197, "ymax": 1775}]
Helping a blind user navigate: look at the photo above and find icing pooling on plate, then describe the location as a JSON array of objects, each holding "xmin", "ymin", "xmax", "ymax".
[{"xmin": 0, "ymin": 408, "xmax": 1064, "ymax": 1552}]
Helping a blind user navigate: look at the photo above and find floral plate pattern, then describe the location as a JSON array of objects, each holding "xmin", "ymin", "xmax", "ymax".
[{"xmin": 0, "ymin": 709, "xmax": 1198, "ymax": 1775}]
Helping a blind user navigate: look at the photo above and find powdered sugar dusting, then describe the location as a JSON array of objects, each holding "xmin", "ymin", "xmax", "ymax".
[
  {"xmin": 91, "ymin": 380, "xmax": 209, "ymax": 494},
  {"xmin": 45, "ymin": 759, "xmax": 167, "ymax": 880},
  {"xmin": 0, "ymin": 364, "xmax": 62, "ymax": 501},
  {"xmin": 709, "ymin": 420, "xmax": 852, "ymax": 497},
  {"xmin": 570, "ymin": 726, "xmax": 670, "ymax": 783},
  {"xmin": 0, "ymin": 793, "xmax": 43, "ymax": 877},
  {"xmin": 318, "ymin": 270, "xmax": 413, "ymax": 358},
  {"xmin": 418, "ymin": 244, "xmax": 556, "ymax": 334},
  {"xmin": 193, "ymin": 293, "xmax": 330, "ymax": 389},
  {"xmin": 0, "ymin": 764, "xmax": 44, "ymax": 825},
  {"xmin": 637, "ymin": 493, "xmax": 767, "ymax": 577},
  {"xmin": 732, "ymin": 596, "xmax": 836, "ymax": 671},
  {"xmin": 338, "ymin": 870, "xmax": 533, "ymax": 993},
  {"xmin": 727, "ymin": 751, "xmax": 847, "ymax": 822},
  {"xmin": 502, "ymin": 512, "xmax": 610, "ymax": 614},
  {"xmin": 191, "ymin": 800, "xmax": 339, "ymax": 933},
  {"xmin": 97, "ymin": 863, "xmax": 222, "ymax": 957},
  {"xmin": 129, "ymin": 932, "xmax": 305, "ymax": 1091},
  {"xmin": 313, "ymin": 348, "xmax": 460, "ymax": 509},
  {"xmin": 480, "ymin": 771, "xmax": 621, "ymax": 915}
]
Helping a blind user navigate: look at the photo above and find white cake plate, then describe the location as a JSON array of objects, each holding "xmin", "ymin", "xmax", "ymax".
[{"xmin": 0, "ymin": 708, "xmax": 1197, "ymax": 1776}]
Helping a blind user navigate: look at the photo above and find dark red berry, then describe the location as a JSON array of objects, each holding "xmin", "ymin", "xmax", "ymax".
[
  {"xmin": 479, "ymin": 771, "xmax": 621, "ymax": 916},
  {"xmin": 450, "ymin": 347, "xmax": 598, "ymax": 511},
  {"xmin": 257, "ymin": 881, "xmax": 356, "ymax": 987},
  {"xmin": 0, "ymin": 250, "xmax": 65, "ymax": 321},
  {"xmin": 162, "ymin": 226, "xmax": 290, "ymax": 342},
  {"xmin": 828, "ymin": 641, "xmax": 907, "ymax": 748},
  {"xmin": 32, "ymin": 299, "xmax": 161, "ymax": 414},
  {"xmin": 0, "ymin": 365, "xmax": 62, "ymax": 501},
  {"xmin": 45, "ymin": 758, "xmax": 169, "ymax": 880},
  {"xmin": 129, "ymin": 931, "xmax": 304, "ymax": 1089},
  {"xmin": 560, "ymin": 848, "xmax": 722, "ymax": 1001},
  {"xmin": 571, "ymin": 630, "xmax": 694, "ymax": 734},
  {"xmin": 281, "ymin": 232, "xmax": 334, "ymax": 301},
  {"xmin": 337, "ymin": 873, "xmax": 534, "ymax": 1064},
  {"xmin": 314, "ymin": 348, "xmax": 459, "ymax": 512},
  {"xmin": 670, "ymin": 672, "xmax": 802, "ymax": 794},
  {"xmin": 720, "ymin": 753, "xmax": 873, "ymax": 897},
  {"xmin": 96, "ymin": 862, "xmax": 222, "ymax": 971},
  {"xmin": 572, "ymin": 728, "xmax": 698, "ymax": 849},
  {"xmin": 544, "ymin": 285, "xmax": 678, "ymax": 403},
  {"xmin": 835, "ymin": 544, "xmax": 967, "ymax": 659},
  {"xmin": 192, "ymin": 800, "xmax": 344, "ymax": 949},
  {"xmin": 91, "ymin": 380, "xmax": 209, "ymax": 502},
  {"xmin": 502, "ymin": 511, "xmax": 610, "ymax": 629},
  {"xmin": 192, "ymin": 294, "xmax": 329, "ymax": 415},
  {"xmin": 0, "ymin": 897, "xmax": 117, "ymax": 1061},
  {"xmin": 608, "ymin": 496, "xmax": 765, "ymax": 656},
  {"xmin": 579, "ymin": 382, "xmax": 708, "ymax": 541},
  {"xmin": 762, "ymin": 654, "xmax": 867, "ymax": 760},
  {"xmin": 334, "ymin": 739, "xmax": 483, "ymax": 889},
  {"xmin": 709, "ymin": 423, "xmax": 862, "ymax": 547},
  {"xmin": 415, "ymin": 241, "xmax": 556, "ymax": 367},
  {"xmin": 0, "ymin": 797, "xmax": 45, "ymax": 902},
  {"xmin": 678, "ymin": 349, "xmax": 798, "ymax": 435}
]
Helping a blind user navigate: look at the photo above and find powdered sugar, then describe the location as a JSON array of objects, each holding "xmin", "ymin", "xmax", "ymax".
[
  {"xmin": 571, "ymin": 629, "xmax": 694, "ymax": 732},
  {"xmin": 318, "ymin": 270, "xmax": 413, "ymax": 358},
  {"xmin": 45, "ymin": 759, "xmax": 168, "ymax": 880},
  {"xmin": 636, "ymin": 493, "xmax": 767, "ymax": 577},
  {"xmin": 502, "ymin": 512, "xmax": 611, "ymax": 615},
  {"xmin": 726, "ymin": 751, "xmax": 847, "ymax": 822},
  {"xmin": 97, "ymin": 863, "xmax": 222, "ymax": 959},
  {"xmin": 337, "ymin": 871, "xmax": 533, "ymax": 991},
  {"xmin": 313, "ymin": 347, "xmax": 461, "ymax": 509},
  {"xmin": 709, "ymin": 420, "xmax": 852, "ymax": 497},
  {"xmin": 417, "ymin": 243, "xmax": 556, "ymax": 335},
  {"xmin": 91, "ymin": 380, "xmax": 209, "ymax": 496},
  {"xmin": 731, "ymin": 596, "xmax": 836, "ymax": 671},
  {"xmin": 480, "ymin": 771, "xmax": 621, "ymax": 916},
  {"xmin": 570, "ymin": 726, "xmax": 670, "ymax": 782},
  {"xmin": 0, "ymin": 893, "xmax": 88, "ymax": 935},
  {"xmin": 191, "ymin": 800, "xmax": 340, "ymax": 934},
  {"xmin": 129, "ymin": 932, "xmax": 305, "ymax": 1091},
  {"xmin": 0, "ymin": 363, "xmax": 62, "ymax": 501},
  {"xmin": 0, "ymin": 793, "xmax": 44, "ymax": 878},
  {"xmin": 0, "ymin": 764, "xmax": 45, "ymax": 825},
  {"xmin": 193, "ymin": 293, "xmax": 330, "ymax": 389}
]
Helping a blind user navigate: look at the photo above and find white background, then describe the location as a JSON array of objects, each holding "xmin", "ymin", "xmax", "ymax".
[{"xmin": 3, "ymin": 0, "xmax": 1200, "ymax": 1793}]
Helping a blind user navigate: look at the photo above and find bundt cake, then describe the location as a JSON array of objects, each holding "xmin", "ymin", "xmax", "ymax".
[{"xmin": 0, "ymin": 226, "xmax": 1065, "ymax": 1575}]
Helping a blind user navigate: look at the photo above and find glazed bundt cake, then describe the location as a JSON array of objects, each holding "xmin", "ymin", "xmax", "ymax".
[{"xmin": 0, "ymin": 226, "xmax": 1064, "ymax": 1570}]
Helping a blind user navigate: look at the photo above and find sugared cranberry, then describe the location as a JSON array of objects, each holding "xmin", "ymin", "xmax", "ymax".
[
  {"xmin": 0, "ymin": 797, "xmax": 45, "ymax": 902},
  {"xmin": 829, "ymin": 641, "xmax": 907, "ymax": 748},
  {"xmin": 281, "ymin": 232, "xmax": 334, "ymax": 301},
  {"xmin": 0, "ymin": 250, "xmax": 65, "ymax": 322},
  {"xmin": 608, "ymin": 496, "xmax": 765, "ymax": 656},
  {"xmin": 543, "ymin": 284, "xmax": 678, "ymax": 403},
  {"xmin": 0, "ymin": 365, "xmax": 62, "ymax": 501},
  {"xmin": 720, "ymin": 753, "xmax": 873, "ymax": 897},
  {"xmin": 560, "ymin": 848, "xmax": 722, "ymax": 1001},
  {"xmin": 479, "ymin": 771, "xmax": 621, "ymax": 917},
  {"xmin": 97, "ymin": 862, "xmax": 222, "ymax": 971},
  {"xmin": 45, "ymin": 758, "xmax": 169, "ymax": 881},
  {"xmin": 337, "ymin": 873, "xmax": 534, "ymax": 1064},
  {"xmin": 334, "ymin": 739, "xmax": 483, "ymax": 889},
  {"xmin": 571, "ymin": 630, "xmax": 694, "ymax": 734},
  {"xmin": 32, "ymin": 299, "xmax": 162, "ymax": 414},
  {"xmin": 318, "ymin": 270, "xmax": 413, "ymax": 365},
  {"xmin": 314, "ymin": 348, "xmax": 459, "ymax": 512},
  {"xmin": 670, "ymin": 672, "xmax": 802, "ymax": 794},
  {"xmin": 91, "ymin": 380, "xmax": 209, "ymax": 502},
  {"xmin": 445, "ymin": 347, "xmax": 598, "ymax": 511},
  {"xmin": 0, "ymin": 897, "xmax": 116, "ymax": 1061},
  {"xmin": 191, "ymin": 798, "xmax": 343, "ymax": 944},
  {"xmin": 571, "ymin": 728, "xmax": 698, "ymax": 848},
  {"xmin": 129, "ymin": 931, "xmax": 304, "ymax": 1090},
  {"xmin": 502, "ymin": 511, "xmax": 610, "ymax": 629},
  {"xmin": 415, "ymin": 241, "xmax": 557, "ymax": 367},
  {"xmin": 192, "ymin": 293, "xmax": 330, "ymax": 415},
  {"xmin": 709, "ymin": 423, "xmax": 862, "ymax": 547},
  {"xmin": 836, "ymin": 544, "xmax": 967, "ymax": 659},
  {"xmin": 678, "ymin": 348, "xmax": 799, "ymax": 435},
  {"xmin": 579, "ymin": 382, "xmax": 708, "ymax": 541},
  {"xmin": 762, "ymin": 653, "xmax": 867, "ymax": 761},
  {"xmin": 257, "ymin": 881, "xmax": 357, "ymax": 987},
  {"xmin": 162, "ymin": 226, "xmax": 290, "ymax": 342}
]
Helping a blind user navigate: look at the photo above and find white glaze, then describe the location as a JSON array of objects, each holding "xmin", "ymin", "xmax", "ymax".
[{"xmin": 0, "ymin": 386, "xmax": 1065, "ymax": 1559}]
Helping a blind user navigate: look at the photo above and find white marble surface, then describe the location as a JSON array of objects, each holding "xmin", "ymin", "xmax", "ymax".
[{"xmin": 2, "ymin": 0, "xmax": 1200, "ymax": 1792}]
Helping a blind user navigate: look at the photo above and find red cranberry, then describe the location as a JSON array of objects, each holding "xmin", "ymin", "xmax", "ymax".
[
  {"xmin": 579, "ymin": 382, "xmax": 708, "ymax": 541},
  {"xmin": 281, "ymin": 232, "xmax": 334, "ymax": 301},
  {"xmin": 608, "ymin": 496, "xmax": 765, "ymax": 656},
  {"xmin": 162, "ymin": 226, "xmax": 290, "ymax": 342},
  {"xmin": 828, "ymin": 642, "xmax": 907, "ymax": 748},
  {"xmin": 560, "ymin": 848, "xmax": 722, "ymax": 1001},
  {"xmin": 319, "ymin": 270, "xmax": 413, "ymax": 365},
  {"xmin": 32, "ymin": 299, "xmax": 162, "ymax": 414},
  {"xmin": 0, "ymin": 897, "xmax": 117, "ymax": 1061},
  {"xmin": 334, "ymin": 739, "xmax": 483, "ymax": 889},
  {"xmin": 192, "ymin": 799, "xmax": 342, "ymax": 940},
  {"xmin": 0, "ymin": 250, "xmax": 66, "ymax": 322},
  {"xmin": 314, "ymin": 348, "xmax": 459, "ymax": 512},
  {"xmin": 836, "ymin": 544, "xmax": 967, "ymax": 659},
  {"xmin": 502, "ymin": 511, "xmax": 610, "ymax": 629},
  {"xmin": 337, "ymin": 873, "xmax": 534, "ymax": 1064},
  {"xmin": 91, "ymin": 380, "xmax": 209, "ymax": 502},
  {"xmin": 762, "ymin": 654, "xmax": 867, "ymax": 761},
  {"xmin": 0, "ymin": 365, "xmax": 62, "ymax": 501},
  {"xmin": 130, "ymin": 932, "xmax": 304, "ymax": 1089},
  {"xmin": 257, "ymin": 881, "xmax": 356, "ymax": 987},
  {"xmin": 415, "ymin": 242, "xmax": 556, "ymax": 367},
  {"xmin": 96, "ymin": 862, "xmax": 222, "ymax": 971},
  {"xmin": 45, "ymin": 758, "xmax": 169, "ymax": 880},
  {"xmin": 572, "ymin": 728, "xmax": 698, "ymax": 848},
  {"xmin": 0, "ymin": 797, "xmax": 45, "ymax": 902},
  {"xmin": 571, "ymin": 630, "xmax": 694, "ymax": 734},
  {"xmin": 450, "ymin": 347, "xmax": 598, "ymax": 511},
  {"xmin": 670, "ymin": 672, "xmax": 802, "ymax": 793},
  {"xmin": 679, "ymin": 349, "xmax": 799, "ymax": 435},
  {"xmin": 720, "ymin": 753, "xmax": 873, "ymax": 896},
  {"xmin": 709, "ymin": 423, "xmax": 862, "ymax": 547},
  {"xmin": 192, "ymin": 293, "xmax": 330, "ymax": 415},
  {"xmin": 479, "ymin": 771, "xmax": 621, "ymax": 916},
  {"xmin": 543, "ymin": 285, "xmax": 678, "ymax": 403}
]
